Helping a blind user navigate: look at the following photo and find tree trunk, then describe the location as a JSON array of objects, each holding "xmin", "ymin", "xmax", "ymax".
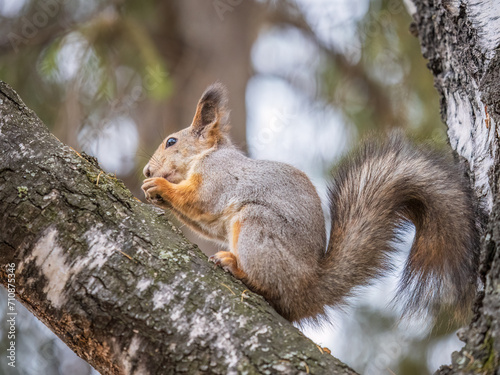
[
  {"xmin": 410, "ymin": 0, "xmax": 500, "ymax": 373},
  {"xmin": 0, "ymin": 81, "xmax": 356, "ymax": 375}
]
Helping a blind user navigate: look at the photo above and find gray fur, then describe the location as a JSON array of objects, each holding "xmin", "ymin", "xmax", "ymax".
[{"xmin": 143, "ymin": 83, "xmax": 482, "ymax": 323}]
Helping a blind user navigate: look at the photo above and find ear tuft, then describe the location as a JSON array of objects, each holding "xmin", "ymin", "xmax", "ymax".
[
  {"xmin": 192, "ymin": 82, "xmax": 230, "ymax": 135},
  {"xmin": 199, "ymin": 82, "xmax": 228, "ymax": 111}
]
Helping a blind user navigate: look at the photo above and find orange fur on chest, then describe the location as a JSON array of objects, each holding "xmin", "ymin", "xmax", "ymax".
[{"xmin": 157, "ymin": 173, "xmax": 208, "ymax": 220}]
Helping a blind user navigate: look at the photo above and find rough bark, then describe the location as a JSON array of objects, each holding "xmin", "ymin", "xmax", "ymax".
[
  {"xmin": 410, "ymin": 0, "xmax": 500, "ymax": 373},
  {"xmin": 0, "ymin": 81, "xmax": 356, "ymax": 374}
]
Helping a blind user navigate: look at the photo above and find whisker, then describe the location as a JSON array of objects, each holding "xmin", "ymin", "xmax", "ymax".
[
  {"xmin": 148, "ymin": 158, "xmax": 162, "ymax": 169},
  {"xmin": 136, "ymin": 145, "xmax": 154, "ymax": 160},
  {"xmin": 150, "ymin": 154, "xmax": 163, "ymax": 165}
]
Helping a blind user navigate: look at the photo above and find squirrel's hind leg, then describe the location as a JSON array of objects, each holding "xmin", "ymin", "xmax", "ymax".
[
  {"xmin": 209, "ymin": 214, "xmax": 277, "ymax": 296},
  {"xmin": 233, "ymin": 209, "xmax": 323, "ymax": 321},
  {"xmin": 209, "ymin": 218, "xmax": 250, "ymax": 280}
]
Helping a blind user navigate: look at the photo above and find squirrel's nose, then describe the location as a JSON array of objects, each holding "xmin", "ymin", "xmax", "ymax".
[{"xmin": 143, "ymin": 164, "xmax": 151, "ymax": 178}]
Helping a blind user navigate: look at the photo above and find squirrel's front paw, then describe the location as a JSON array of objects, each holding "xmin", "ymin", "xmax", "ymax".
[
  {"xmin": 209, "ymin": 251, "xmax": 248, "ymax": 280},
  {"xmin": 142, "ymin": 177, "xmax": 170, "ymax": 207}
]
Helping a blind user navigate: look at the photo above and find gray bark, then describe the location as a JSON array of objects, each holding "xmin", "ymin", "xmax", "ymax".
[
  {"xmin": 0, "ymin": 81, "xmax": 356, "ymax": 375},
  {"xmin": 410, "ymin": 0, "xmax": 500, "ymax": 373}
]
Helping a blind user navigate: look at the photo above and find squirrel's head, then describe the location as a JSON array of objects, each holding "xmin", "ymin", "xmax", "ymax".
[{"xmin": 143, "ymin": 82, "xmax": 231, "ymax": 183}]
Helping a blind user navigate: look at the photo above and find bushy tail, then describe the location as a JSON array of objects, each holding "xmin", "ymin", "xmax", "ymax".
[{"xmin": 321, "ymin": 133, "xmax": 482, "ymax": 321}]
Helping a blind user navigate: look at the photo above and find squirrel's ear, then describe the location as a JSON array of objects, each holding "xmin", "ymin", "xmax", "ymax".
[{"xmin": 191, "ymin": 82, "xmax": 230, "ymax": 139}]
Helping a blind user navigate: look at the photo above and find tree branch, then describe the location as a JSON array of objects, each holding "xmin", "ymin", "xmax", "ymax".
[{"xmin": 0, "ymin": 81, "xmax": 356, "ymax": 374}]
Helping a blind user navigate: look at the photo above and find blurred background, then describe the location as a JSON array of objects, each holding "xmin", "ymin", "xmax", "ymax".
[{"xmin": 0, "ymin": 0, "xmax": 458, "ymax": 374}]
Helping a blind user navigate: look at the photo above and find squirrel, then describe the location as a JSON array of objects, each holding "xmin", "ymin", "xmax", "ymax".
[{"xmin": 142, "ymin": 82, "xmax": 482, "ymax": 323}]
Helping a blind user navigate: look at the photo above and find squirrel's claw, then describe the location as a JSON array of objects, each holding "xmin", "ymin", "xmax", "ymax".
[
  {"xmin": 209, "ymin": 254, "xmax": 221, "ymax": 265},
  {"xmin": 209, "ymin": 251, "xmax": 248, "ymax": 280},
  {"xmin": 142, "ymin": 178, "xmax": 166, "ymax": 205}
]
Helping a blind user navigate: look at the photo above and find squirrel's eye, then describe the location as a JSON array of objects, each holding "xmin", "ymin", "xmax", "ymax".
[{"xmin": 165, "ymin": 138, "xmax": 177, "ymax": 148}]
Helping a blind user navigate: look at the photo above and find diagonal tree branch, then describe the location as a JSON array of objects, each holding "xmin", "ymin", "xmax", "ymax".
[{"xmin": 0, "ymin": 81, "xmax": 356, "ymax": 375}]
